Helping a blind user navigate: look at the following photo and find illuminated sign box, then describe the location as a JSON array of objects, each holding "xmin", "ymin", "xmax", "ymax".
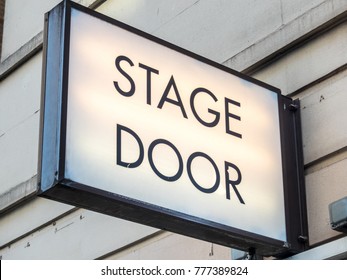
[{"xmin": 38, "ymin": 1, "xmax": 307, "ymax": 256}]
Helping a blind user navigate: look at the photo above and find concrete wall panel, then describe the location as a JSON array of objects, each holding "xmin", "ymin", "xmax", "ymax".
[
  {"xmin": 1, "ymin": 0, "xmax": 60, "ymax": 61},
  {"xmin": 0, "ymin": 113, "xmax": 39, "ymax": 198},
  {"xmin": 104, "ymin": 231, "xmax": 231, "ymax": 260},
  {"xmin": 253, "ymin": 21, "xmax": 347, "ymax": 95},
  {"xmin": 300, "ymin": 69, "xmax": 347, "ymax": 164},
  {"xmin": 0, "ymin": 53, "xmax": 41, "ymax": 197},
  {"xmin": 1, "ymin": 0, "xmax": 98, "ymax": 61},
  {"xmin": 0, "ymin": 197, "xmax": 74, "ymax": 247},
  {"xmin": 97, "ymin": 0, "xmax": 283, "ymax": 63},
  {"xmin": 280, "ymin": 0, "xmax": 326, "ymax": 24}
]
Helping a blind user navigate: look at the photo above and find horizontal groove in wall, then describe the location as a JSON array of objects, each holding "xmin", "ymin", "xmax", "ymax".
[
  {"xmin": 96, "ymin": 230, "xmax": 165, "ymax": 260},
  {"xmin": 0, "ymin": 176, "xmax": 38, "ymax": 214},
  {"xmin": 0, "ymin": 206, "xmax": 79, "ymax": 251},
  {"xmin": 240, "ymin": 7, "xmax": 347, "ymax": 76},
  {"xmin": 0, "ymin": 32, "xmax": 43, "ymax": 81},
  {"xmin": 88, "ymin": 0, "xmax": 107, "ymax": 10},
  {"xmin": 304, "ymin": 146, "xmax": 347, "ymax": 175},
  {"xmin": 0, "ymin": 0, "xmax": 106, "ymax": 81},
  {"xmin": 288, "ymin": 62, "xmax": 347, "ymax": 99}
]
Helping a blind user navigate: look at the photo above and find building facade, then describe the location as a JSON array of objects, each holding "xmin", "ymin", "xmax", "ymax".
[{"xmin": 0, "ymin": 0, "xmax": 347, "ymax": 259}]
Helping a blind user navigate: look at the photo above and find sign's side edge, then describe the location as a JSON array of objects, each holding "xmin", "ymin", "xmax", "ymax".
[
  {"xmin": 277, "ymin": 97, "xmax": 308, "ymax": 257},
  {"xmin": 38, "ymin": 1, "xmax": 71, "ymax": 192},
  {"xmin": 58, "ymin": 0, "xmax": 72, "ymax": 182},
  {"xmin": 290, "ymin": 99, "xmax": 309, "ymax": 250}
]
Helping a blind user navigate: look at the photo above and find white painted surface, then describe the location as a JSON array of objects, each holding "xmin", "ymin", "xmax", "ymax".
[{"xmin": 62, "ymin": 7, "xmax": 286, "ymax": 241}]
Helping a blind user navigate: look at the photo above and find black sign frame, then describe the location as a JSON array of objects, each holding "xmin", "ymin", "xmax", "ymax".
[{"xmin": 38, "ymin": 0, "xmax": 308, "ymax": 257}]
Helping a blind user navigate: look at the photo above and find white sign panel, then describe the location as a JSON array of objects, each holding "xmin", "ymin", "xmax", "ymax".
[
  {"xmin": 65, "ymin": 7, "xmax": 285, "ymax": 241},
  {"xmin": 40, "ymin": 1, "xmax": 308, "ymax": 256}
]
